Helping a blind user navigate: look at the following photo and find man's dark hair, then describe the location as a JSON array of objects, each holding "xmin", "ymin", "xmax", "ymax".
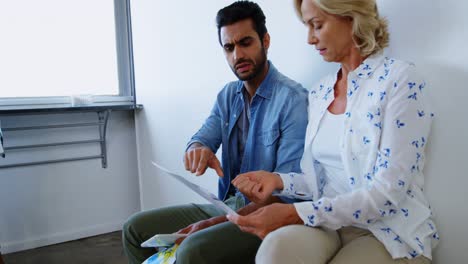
[{"xmin": 216, "ymin": 1, "xmax": 267, "ymax": 46}]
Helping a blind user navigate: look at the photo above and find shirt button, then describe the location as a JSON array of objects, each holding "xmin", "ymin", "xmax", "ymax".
[{"xmin": 233, "ymin": 114, "xmax": 237, "ymax": 118}]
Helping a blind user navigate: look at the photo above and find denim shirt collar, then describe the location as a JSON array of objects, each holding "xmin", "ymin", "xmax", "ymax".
[{"xmin": 235, "ymin": 61, "xmax": 277, "ymax": 100}]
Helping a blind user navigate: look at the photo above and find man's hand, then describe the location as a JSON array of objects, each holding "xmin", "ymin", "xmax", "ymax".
[
  {"xmin": 227, "ymin": 203, "xmax": 302, "ymax": 239},
  {"xmin": 231, "ymin": 171, "xmax": 283, "ymax": 205},
  {"xmin": 184, "ymin": 144, "xmax": 223, "ymax": 177},
  {"xmin": 175, "ymin": 215, "xmax": 227, "ymax": 244}
]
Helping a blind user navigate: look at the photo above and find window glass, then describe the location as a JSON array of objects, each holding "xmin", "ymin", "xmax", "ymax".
[{"xmin": 0, "ymin": 0, "xmax": 119, "ymax": 98}]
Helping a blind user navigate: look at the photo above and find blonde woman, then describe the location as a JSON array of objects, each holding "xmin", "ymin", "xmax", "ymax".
[{"xmin": 227, "ymin": 0, "xmax": 439, "ymax": 263}]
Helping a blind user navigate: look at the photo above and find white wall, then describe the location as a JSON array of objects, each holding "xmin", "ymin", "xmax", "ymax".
[
  {"xmin": 132, "ymin": 1, "xmax": 468, "ymax": 263},
  {"xmin": 0, "ymin": 111, "xmax": 140, "ymax": 253}
]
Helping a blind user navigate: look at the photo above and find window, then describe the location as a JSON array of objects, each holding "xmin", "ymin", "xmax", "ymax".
[{"xmin": 0, "ymin": 0, "xmax": 135, "ymax": 108}]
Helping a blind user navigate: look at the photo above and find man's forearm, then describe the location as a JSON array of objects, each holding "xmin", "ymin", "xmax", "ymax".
[
  {"xmin": 208, "ymin": 214, "xmax": 229, "ymax": 224},
  {"xmin": 237, "ymin": 196, "xmax": 282, "ymax": 216}
]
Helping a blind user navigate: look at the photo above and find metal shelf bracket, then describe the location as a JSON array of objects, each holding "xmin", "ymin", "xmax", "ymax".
[{"xmin": 0, "ymin": 109, "xmax": 113, "ymax": 169}]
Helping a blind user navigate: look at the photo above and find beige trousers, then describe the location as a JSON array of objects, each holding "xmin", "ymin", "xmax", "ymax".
[{"xmin": 255, "ymin": 225, "xmax": 431, "ymax": 264}]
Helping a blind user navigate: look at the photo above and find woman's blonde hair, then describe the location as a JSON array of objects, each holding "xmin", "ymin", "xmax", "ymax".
[{"xmin": 293, "ymin": 0, "xmax": 389, "ymax": 56}]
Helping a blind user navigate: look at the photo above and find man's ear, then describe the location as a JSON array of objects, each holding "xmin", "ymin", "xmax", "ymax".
[{"xmin": 262, "ymin": 33, "xmax": 271, "ymax": 51}]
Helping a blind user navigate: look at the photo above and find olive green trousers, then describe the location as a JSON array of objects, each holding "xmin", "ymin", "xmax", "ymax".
[{"xmin": 122, "ymin": 196, "xmax": 261, "ymax": 264}]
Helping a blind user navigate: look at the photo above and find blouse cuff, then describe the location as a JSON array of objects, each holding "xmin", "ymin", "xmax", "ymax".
[
  {"xmin": 294, "ymin": 202, "xmax": 319, "ymax": 227},
  {"xmin": 273, "ymin": 172, "xmax": 314, "ymax": 200},
  {"xmin": 276, "ymin": 172, "xmax": 295, "ymax": 196}
]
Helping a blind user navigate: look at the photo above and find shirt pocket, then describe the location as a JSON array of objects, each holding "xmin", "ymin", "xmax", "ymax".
[
  {"xmin": 348, "ymin": 104, "xmax": 382, "ymax": 157},
  {"xmin": 256, "ymin": 128, "xmax": 280, "ymax": 147}
]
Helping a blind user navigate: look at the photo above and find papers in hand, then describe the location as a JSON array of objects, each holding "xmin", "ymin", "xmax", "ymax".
[
  {"xmin": 141, "ymin": 234, "xmax": 187, "ymax": 248},
  {"xmin": 151, "ymin": 161, "xmax": 238, "ymax": 216},
  {"xmin": 142, "ymin": 244, "xmax": 178, "ymax": 264}
]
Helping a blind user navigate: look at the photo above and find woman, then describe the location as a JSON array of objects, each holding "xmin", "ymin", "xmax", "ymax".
[{"xmin": 227, "ymin": 0, "xmax": 439, "ymax": 263}]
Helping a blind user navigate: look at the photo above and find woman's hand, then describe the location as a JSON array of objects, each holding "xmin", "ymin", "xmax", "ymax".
[
  {"xmin": 227, "ymin": 203, "xmax": 302, "ymax": 239},
  {"xmin": 232, "ymin": 171, "xmax": 284, "ymax": 205}
]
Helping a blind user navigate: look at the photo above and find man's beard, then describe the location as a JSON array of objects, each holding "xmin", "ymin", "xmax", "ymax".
[{"xmin": 232, "ymin": 49, "xmax": 267, "ymax": 81}]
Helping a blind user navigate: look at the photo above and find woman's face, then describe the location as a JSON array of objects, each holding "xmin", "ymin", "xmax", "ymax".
[{"xmin": 301, "ymin": 0, "xmax": 355, "ymax": 63}]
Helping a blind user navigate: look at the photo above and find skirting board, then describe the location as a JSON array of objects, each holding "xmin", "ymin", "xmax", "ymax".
[{"xmin": 1, "ymin": 221, "xmax": 124, "ymax": 254}]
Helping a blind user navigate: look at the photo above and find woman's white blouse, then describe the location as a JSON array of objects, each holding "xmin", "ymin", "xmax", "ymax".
[
  {"xmin": 311, "ymin": 111, "xmax": 349, "ymax": 198},
  {"xmin": 277, "ymin": 53, "xmax": 439, "ymax": 259}
]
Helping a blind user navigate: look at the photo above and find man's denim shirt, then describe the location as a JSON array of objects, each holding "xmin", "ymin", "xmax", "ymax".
[{"xmin": 188, "ymin": 62, "xmax": 308, "ymax": 201}]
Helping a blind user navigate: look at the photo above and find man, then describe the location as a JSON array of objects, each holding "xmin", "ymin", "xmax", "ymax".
[{"xmin": 123, "ymin": 1, "xmax": 308, "ymax": 263}]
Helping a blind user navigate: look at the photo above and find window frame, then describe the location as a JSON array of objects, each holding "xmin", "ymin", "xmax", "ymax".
[{"xmin": 0, "ymin": 0, "xmax": 136, "ymax": 109}]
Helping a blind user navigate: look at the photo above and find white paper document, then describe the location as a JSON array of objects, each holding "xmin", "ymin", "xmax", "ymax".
[
  {"xmin": 152, "ymin": 161, "xmax": 238, "ymax": 216},
  {"xmin": 141, "ymin": 233, "xmax": 188, "ymax": 248}
]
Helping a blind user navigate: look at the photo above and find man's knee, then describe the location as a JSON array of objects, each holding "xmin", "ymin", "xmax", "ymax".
[
  {"xmin": 122, "ymin": 211, "xmax": 145, "ymax": 241},
  {"xmin": 176, "ymin": 232, "xmax": 211, "ymax": 264}
]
